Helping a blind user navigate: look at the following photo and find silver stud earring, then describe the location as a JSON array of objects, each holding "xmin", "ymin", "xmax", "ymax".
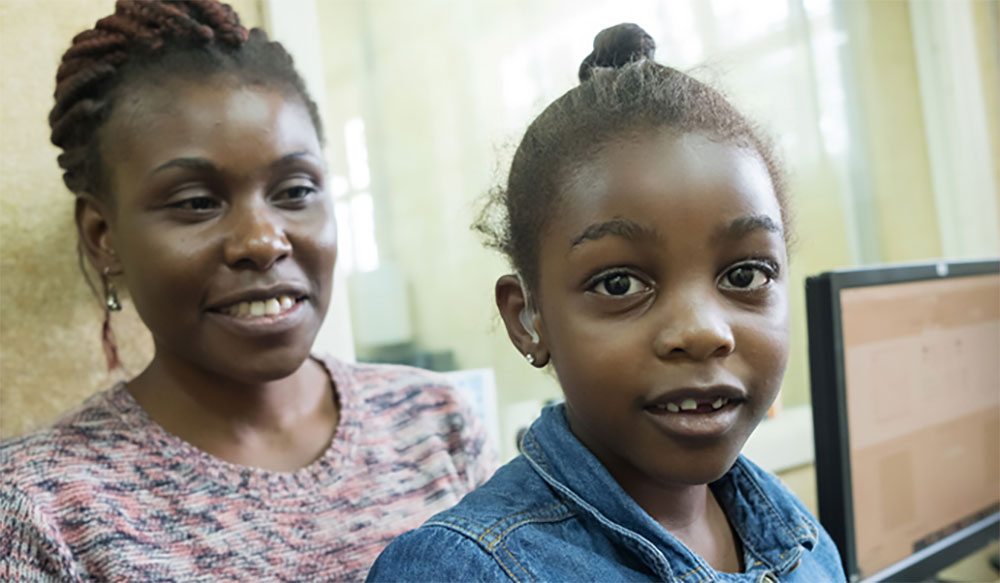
[
  {"xmin": 103, "ymin": 267, "xmax": 121, "ymax": 312},
  {"xmin": 525, "ymin": 353, "xmax": 535, "ymax": 365}
]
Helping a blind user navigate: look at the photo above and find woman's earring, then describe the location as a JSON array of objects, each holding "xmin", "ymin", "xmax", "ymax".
[
  {"xmin": 525, "ymin": 353, "xmax": 535, "ymax": 365},
  {"xmin": 102, "ymin": 267, "xmax": 121, "ymax": 312}
]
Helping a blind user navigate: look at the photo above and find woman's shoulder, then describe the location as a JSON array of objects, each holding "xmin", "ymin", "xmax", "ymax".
[
  {"xmin": 0, "ymin": 384, "xmax": 141, "ymax": 490},
  {"xmin": 321, "ymin": 356, "xmax": 457, "ymax": 395},
  {"xmin": 316, "ymin": 355, "xmax": 474, "ymax": 426}
]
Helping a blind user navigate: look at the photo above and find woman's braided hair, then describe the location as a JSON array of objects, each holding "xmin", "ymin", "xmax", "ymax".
[
  {"xmin": 50, "ymin": 0, "xmax": 323, "ymax": 200},
  {"xmin": 474, "ymin": 23, "xmax": 789, "ymax": 294}
]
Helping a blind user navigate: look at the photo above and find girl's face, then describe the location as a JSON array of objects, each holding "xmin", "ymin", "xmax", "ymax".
[
  {"xmin": 534, "ymin": 130, "xmax": 789, "ymax": 490},
  {"xmin": 86, "ymin": 76, "xmax": 336, "ymax": 384}
]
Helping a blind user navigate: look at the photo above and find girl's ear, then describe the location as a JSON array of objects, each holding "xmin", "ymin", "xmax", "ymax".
[
  {"xmin": 496, "ymin": 274, "xmax": 550, "ymax": 367},
  {"xmin": 75, "ymin": 195, "xmax": 120, "ymax": 275}
]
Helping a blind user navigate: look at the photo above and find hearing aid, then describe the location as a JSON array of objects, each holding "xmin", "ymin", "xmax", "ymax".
[{"xmin": 519, "ymin": 306, "xmax": 540, "ymax": 344}]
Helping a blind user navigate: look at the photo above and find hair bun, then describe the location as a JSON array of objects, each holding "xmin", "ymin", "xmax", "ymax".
[{"xmin": 578, "ymin": 23, "xmax": 655, "ymax": 82}]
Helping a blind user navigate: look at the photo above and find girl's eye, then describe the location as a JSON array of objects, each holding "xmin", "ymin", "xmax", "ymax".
[
  {"xmin": 718, "ymin": 261, "xmax": 776, "ymax": 291},
  {"xmin": 590, "ymin": 273, "xmax": 650, "ymax": 297}
]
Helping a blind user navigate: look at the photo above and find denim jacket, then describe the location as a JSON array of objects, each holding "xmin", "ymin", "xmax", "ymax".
[{"xmin": 368, "ymin": 404, "xmax": 846, "ymax": 582}]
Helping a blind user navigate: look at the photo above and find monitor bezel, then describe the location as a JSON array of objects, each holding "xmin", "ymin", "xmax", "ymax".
[{"xmin": 805, "ymin": 258, "xmax": 1000, "ymax": 582}]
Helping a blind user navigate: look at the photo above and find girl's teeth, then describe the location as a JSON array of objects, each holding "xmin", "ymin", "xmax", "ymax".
[
  {"xmin": 653, "ymin": 397, "xmax": 731, "ymax": 414},
  {"xmin": 250, "ymin": 301, "xmax": 266, "ymax": 316},
  {"xmin": 279, "ymin": 296, "xmax": 294, "ymax": 310}
]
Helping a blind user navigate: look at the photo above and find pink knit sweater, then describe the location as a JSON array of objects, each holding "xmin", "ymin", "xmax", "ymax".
[{"xmin": 0, "ymin": 357, "xmax": 497, "ymax": 582}]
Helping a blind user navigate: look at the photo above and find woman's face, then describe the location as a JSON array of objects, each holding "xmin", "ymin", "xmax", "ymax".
[
  {"xmin": 533, "ymin": 130, "xmax": 790, "ymax": 490},
  {"xmin": 93, "ymin": 76, "xmax": 336, "ymax": 383}
]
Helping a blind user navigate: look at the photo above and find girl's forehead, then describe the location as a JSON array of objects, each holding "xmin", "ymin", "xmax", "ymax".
[{"xmin": 557, "ymin": 131, "xmax": 781, "ymax": 227}]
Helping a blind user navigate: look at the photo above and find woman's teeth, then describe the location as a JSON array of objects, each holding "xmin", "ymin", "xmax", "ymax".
[
  {"xmin": 222, "ymin": 295, "xmax": 297, "ymax": 318},
  {"xmin": 654, "ymin": 397, "xmax": 730, "ymax": 414}
]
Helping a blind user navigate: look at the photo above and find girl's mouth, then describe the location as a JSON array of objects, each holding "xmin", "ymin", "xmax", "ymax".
[
  {"xmin": 642, "ymin": 393, "xmax": 746, "ymax": 438},
  {"xmin": 645, "ymin": 397, "xmax": 731, "ymax": 414}
]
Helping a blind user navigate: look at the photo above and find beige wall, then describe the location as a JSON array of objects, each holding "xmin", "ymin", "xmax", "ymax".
[
  {"xmin": 845, "ymin": 0, "xmax": 942, "ymax": 262},
  {"xmin": 0, "ymin": 0, "xmax": 263, "ymax": 439},
  {"xmin": 973, "ymin": 0, "xmax": 1000, "ymax": 221}
]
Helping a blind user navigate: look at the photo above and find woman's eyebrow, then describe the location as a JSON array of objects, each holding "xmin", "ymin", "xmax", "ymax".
[
  {"xmin": 714, "ymin": 214, "xmax": 782, "ymax": 242},
  {"xmin": 272, "ymin": 150, "xmax": 322, "ymax": 167},
  {"xmin": 147, "ymin": 151, "xmax": 322, "ymax": 178},
  {"xmin": 570, "ymin": 217, "xmax": 661, "ymax": 249},
  {"xmin": 148, "ymin": 157, "xmax": 214, "ymax": 177}
]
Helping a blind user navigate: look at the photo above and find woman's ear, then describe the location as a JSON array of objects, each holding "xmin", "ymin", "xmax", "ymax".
[
  {"xmin": 75, "ymin": 195, "xmax": 120, "ymax": 275},
  {"xmin": 496, "ymin": 274, "xmax": 550, "ymax": 367}
]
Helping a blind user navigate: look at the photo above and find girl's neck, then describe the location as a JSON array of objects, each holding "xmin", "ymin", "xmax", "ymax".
[
  {"xmin": 617, "ymin": 474, "xmax": 744, "ymax": 573},
  {"xmin": 126, "ymin": 352, "xmax": 338, "ymax": 471}
]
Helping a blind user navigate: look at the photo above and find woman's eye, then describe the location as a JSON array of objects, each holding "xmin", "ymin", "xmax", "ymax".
[
  {"xmin": 168, "ymin": 197, "xmax": 219, "ymax": 212},
  {"xmin": 719, "ymin": 262, "xmax": 775, "ymax": 291},
  {"xmin": 274, "ymin": 183, "xmax": 318, "ymax": 205},
  {"xmin": 591, "ymin": 273, "xmax": 649, "ymax": 297}
]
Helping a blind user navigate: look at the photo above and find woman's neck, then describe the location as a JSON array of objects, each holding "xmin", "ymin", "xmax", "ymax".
[{"xmin": 126, "ymin": 352, "xmax": 339, "ymax": 471}]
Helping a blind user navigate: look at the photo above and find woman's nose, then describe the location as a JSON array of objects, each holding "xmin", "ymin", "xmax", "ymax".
[
  {"xmin": 223, "ymin": 203, "xmax": 292, "ymax": 271},
  {"xmin": 653, "ymin": 292, "xmax": 735, "ymax": 361}
]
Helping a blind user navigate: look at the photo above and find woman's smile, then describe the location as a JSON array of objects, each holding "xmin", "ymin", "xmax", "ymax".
[{"xmin": 97, "ymin": 77, "xmax": 337, "ymax": 383}]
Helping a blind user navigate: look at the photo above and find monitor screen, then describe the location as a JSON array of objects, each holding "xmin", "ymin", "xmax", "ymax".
[{"xmin": 806, "ymin": 259, "xmax": 1000, "ymax": 582}]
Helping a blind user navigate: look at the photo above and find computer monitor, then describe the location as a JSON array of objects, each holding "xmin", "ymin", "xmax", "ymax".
[{"xmin": 805, "ymin": 259, "xmax": 1000, "ymax": 583}]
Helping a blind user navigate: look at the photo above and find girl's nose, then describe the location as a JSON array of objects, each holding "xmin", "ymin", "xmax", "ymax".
[
  {"xmin": 223, "ymin": 204, "xmax": 292, "ymax": 271},
  {"xmin": 653, "ymin": 293, "xmax": 735, "ymax": 361}
]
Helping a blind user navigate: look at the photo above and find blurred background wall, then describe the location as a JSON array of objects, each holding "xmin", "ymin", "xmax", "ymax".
[{"xmin": 2, "ymin": 0, "xmax": 998, "ymax": 476}]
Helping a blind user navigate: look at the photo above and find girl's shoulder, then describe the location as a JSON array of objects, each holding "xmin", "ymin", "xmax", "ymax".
[{"xmin": 367, "ymin": 455, "xmax": 570, "ymax": 582}]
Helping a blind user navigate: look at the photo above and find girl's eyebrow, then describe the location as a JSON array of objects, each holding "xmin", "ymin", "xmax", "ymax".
[
  {"xmin": 569, "ymin": 217, "xmax": 662, "ymax": 249},
  {"xmin": 713, "ymin": 214, "xmax": 783, "ymax": 242}
]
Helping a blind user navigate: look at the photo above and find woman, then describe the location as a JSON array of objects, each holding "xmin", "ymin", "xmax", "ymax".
[{"xmin": 0, "ymin": 1, "xmax": 494, "ymax": 581}]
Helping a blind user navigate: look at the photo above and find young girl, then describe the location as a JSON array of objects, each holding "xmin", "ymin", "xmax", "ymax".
[
  {"xmin": 368, "ymin": 23, "xmax": 845, "ymax": 582},
  {"xmin": 0, "ymin": 1, "xmax": 494, "ymax": 580}
]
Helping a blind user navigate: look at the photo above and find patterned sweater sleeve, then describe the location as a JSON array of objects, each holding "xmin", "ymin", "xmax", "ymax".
[
  {"xmin": 446, "ymin": 384, "xmax": 500, "ymax": 491},
  {"xmin": 0, "ymin": 484, "xmax": 81, "ymax": 583}
]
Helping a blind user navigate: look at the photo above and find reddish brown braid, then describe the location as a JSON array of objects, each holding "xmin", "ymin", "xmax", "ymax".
[
  {"xmin": 51, "ymin": 0, "xmax": 324, "ymax": 371},
  {"xmin": 49, "ymin": 0, "xmax": 322, "ymax": 198}
]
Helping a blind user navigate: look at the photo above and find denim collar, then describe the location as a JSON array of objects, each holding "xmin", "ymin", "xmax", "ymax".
[{"xmin": 520, "ymin": 404, "xmax": 819, "ymax": 582}]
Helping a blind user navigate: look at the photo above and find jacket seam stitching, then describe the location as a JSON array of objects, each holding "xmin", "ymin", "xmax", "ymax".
[
  {"xmin": 489, "ymin": 512, "xmax": 576, "ymax": 548},
  {"xmin": 500, "ymin": 538, "xmax": 535, "ymax": 583},
  {"xmin": 475, "ymin": 503, "xmax": 569, "ymax": 544},
  {"xmin": 494, "ymin": 552, "xmax": 522, "ymax": 583}
]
